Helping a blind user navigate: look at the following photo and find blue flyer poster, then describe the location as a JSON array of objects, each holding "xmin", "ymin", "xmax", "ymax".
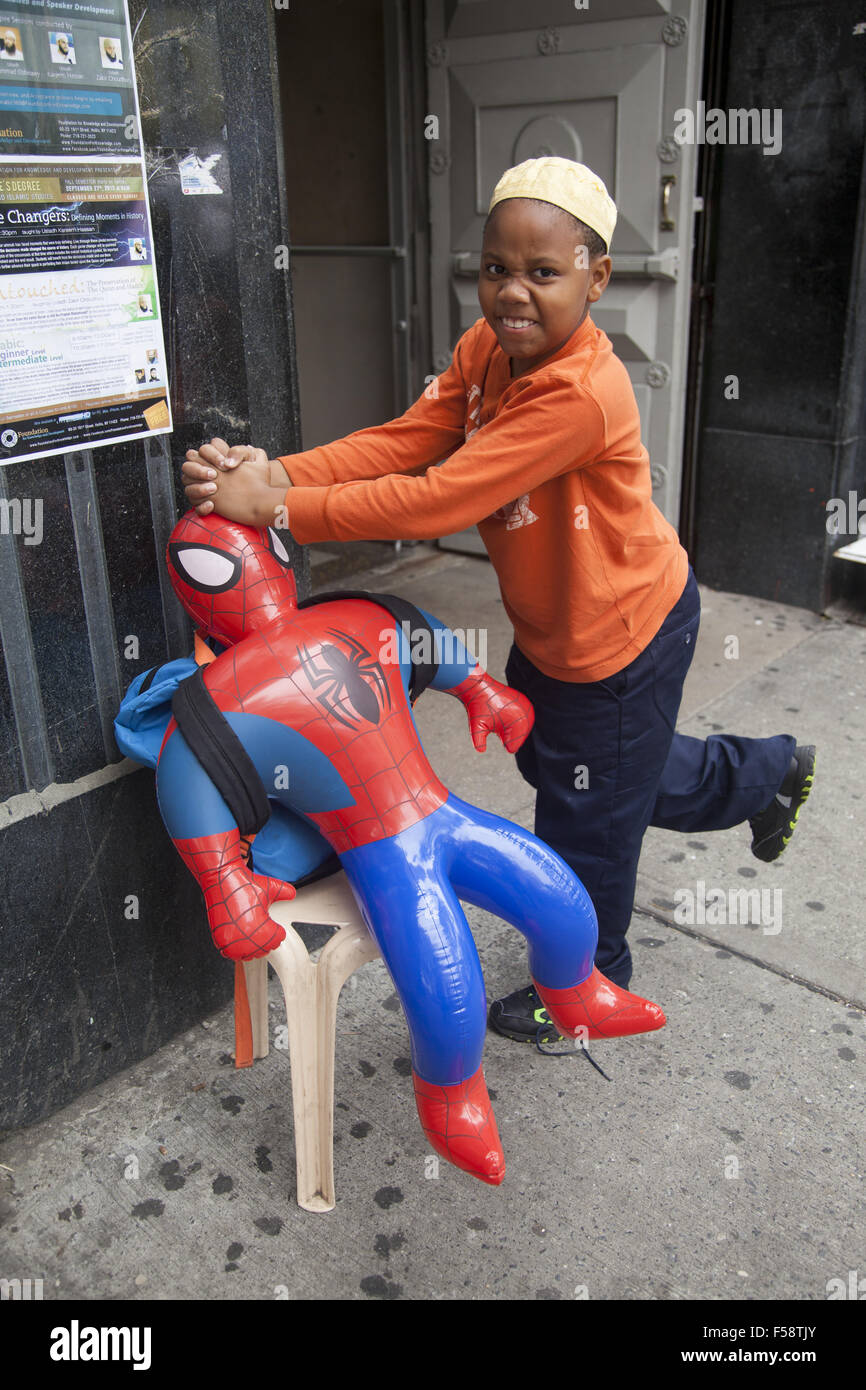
[
  {"xmin": 0, "ymin": 0, "xmax": 139, "ymax": 158},
  {"xmin": 0, "ymin": 0, "xmax": 172, "ymax": 463}
]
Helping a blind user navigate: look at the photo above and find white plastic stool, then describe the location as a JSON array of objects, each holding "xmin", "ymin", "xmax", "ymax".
[{"xmin": 240, "ymin": 871, "xmax": 381, "ymax": 1212}]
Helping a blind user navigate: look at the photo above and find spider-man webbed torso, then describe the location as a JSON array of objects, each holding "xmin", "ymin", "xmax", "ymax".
[{"xmin": 161, "ymin": 602, "xmax": 449, "ymax": 852}]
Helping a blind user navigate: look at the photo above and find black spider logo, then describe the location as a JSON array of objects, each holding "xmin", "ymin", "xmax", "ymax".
[{"xmin": 298, "ymin": 630, "xmax": 391, "ymax": 729}]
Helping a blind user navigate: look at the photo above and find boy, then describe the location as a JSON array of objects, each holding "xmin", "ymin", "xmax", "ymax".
[{"xmin": 182, "ymin": 157, "xmax": 815, "ymax": 1041}]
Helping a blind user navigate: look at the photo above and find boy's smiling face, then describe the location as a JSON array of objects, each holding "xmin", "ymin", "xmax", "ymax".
[{"xmin": 479, "ymin": 199, "xmax": 611, "ymax": 376}]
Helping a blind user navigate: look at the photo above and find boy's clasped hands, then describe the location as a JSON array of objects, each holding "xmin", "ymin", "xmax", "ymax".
[{"xmin": 182, "ymin": 437, "xmax": 291, "ymax": 529}]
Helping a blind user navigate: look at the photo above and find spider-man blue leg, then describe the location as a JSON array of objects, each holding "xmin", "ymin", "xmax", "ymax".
[
  {"xmin": 340, "ymin": 821, "xmax": 487, "ymax": 1085},
  {"xmin": 444, "ymin": 795, "xmax": 667, "ymax": 1042},
  {"xmin": 445, "ymin": 794, "xmax": 597, "ymax": 988},
  {"xmin": 340, "ymin": 797, "xmax": 664, "ymax": 1183},
  {"xmin": 340, "ymin": 821, "xmax": 503, "ymax": 1183}
]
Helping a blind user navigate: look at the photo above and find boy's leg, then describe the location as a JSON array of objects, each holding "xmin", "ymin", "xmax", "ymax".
[
  {"xmin": 503, "ymin": 571, "xmax": 703, "ymax": 988},
  {"xmin": 650, "ymin": 732, "xmax": 795, "ymax": 832},
  {"xmin": 496, "ymin": 568, "xmax": 808, "ymax": 1034}
]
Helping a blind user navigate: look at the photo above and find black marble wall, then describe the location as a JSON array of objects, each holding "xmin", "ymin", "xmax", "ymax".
[
  {"xmin": 0, "ymin": 0, "xmax": 307, "ymax": 1131},
  {"xmin": 692, "ymin": 0, "xmax": 866, "ymax": 610},
  {"xmin": 0, "ymin": 772, "xmax": 230, "ymax": 1130}
]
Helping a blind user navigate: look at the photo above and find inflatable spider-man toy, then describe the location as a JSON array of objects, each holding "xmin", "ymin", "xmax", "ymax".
[{"xmin": 146, "ymin": 511, "xmax": 665, "ymax": 1185}]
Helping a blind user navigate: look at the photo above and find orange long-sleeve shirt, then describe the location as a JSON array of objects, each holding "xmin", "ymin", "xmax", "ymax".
[{"xmin": 278, "ymin": 314, "xmax": 688, "ymax": 682}]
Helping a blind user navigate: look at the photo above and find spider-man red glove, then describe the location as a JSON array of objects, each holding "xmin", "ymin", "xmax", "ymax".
[
  {"xmin": 450, "ymin": 665, "xmax": 534, "ymax": 754},
  {"xmin": 173, "ymin": 828, "xmax": 294, "ymax": 961}
]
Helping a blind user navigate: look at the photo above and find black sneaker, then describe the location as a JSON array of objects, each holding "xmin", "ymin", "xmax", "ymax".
[
  {"xmin": 488, "ymin": 985, "xmax": 563, "ymax": 1044},
  {"xmin": 749, "ymin": 745, "xmax": 816, "ymax": 863}
]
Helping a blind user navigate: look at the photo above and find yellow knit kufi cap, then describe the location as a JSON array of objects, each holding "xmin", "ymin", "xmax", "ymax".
[{"xmin": 488, "ymin": 157, "xmax": 616, "ymax": 250}]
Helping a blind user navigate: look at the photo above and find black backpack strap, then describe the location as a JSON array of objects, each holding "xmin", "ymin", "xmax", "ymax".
[
  {"xmin": 171, "ymin": 668, "xmax": 271, "ymax": 838},
  {"xmin": 298, "ymin": 590, "xmax": 438, "ymax": 702}
]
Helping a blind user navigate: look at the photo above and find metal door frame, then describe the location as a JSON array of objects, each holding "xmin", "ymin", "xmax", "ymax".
[{"xmin": 289, "ymin": 0, "xmax": 418, "ymax": 419}]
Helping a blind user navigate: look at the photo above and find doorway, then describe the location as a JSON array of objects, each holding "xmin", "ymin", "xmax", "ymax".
[
  {"xmin": 274, "ymin": 0, "xmax": 429, "ymax": 450},
  {"xmin": 424, "ymin": 0, "xmax": 707, "ymax": 553}
]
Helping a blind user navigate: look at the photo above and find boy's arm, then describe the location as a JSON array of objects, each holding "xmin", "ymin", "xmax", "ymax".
[
  {"xmin": 279, "ymin": 364, "xmax": 469, "ymax": 488},
  {"xmin": 183, "ymin": 440, "xmax": 281, "ymax": 519},
  {"xmin": 284, "ymin": 373, "xmax": 605, "ymax": 543},
  {"xmin": 182, "ymin": 326, "xmax": 480, "ymax": 514},
  {"xmin": 278, "ymin": 322, "xmax": 487, "ymax": 487}
]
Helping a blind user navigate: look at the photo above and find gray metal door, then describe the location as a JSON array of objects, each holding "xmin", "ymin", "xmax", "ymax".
[{"xmin": 425, "ymin": 0, "xmax": 706, "ymax": 549}]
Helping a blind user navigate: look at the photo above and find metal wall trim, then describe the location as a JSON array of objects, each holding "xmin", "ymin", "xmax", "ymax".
[
  {"xmin": 144, "ymin": 435, "xmax": 191, "ymax": 661},
  {"xmin": 384, "ymin": 0, "xmax": 413, "ymax": 416},
  {"xmin": 64, "ymin": 450, "xmax": 124, "ymax": 763},
  {"xmin": 0, "ymin": 468, "xmax": 54, "ymax": 792}
]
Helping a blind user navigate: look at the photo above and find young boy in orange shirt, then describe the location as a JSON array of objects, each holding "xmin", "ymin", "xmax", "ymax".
[{"xmin": 182, "ymin": 157, "xmax": 815, "ymax": 1040}]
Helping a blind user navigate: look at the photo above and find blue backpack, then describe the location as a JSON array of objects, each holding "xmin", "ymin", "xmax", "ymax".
[
  {"xmin": 114, "ymin": 657, "xmax": 198, "ymax": 770},
  {"xmin": 114, "ymin": 651, "xmax": 336, "ymax": 884}
]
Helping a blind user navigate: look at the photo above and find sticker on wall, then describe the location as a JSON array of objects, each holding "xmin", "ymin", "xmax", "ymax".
[{"xmin": 179, "ymin": 153, "xmax": 224, "ymax": 196}]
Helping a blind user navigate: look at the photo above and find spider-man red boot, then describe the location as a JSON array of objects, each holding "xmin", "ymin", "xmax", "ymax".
[
  {"xmin": 532, "ymin": 967, "xmax": 666, "ymax": 1040},
  {"xmin": 413, "ymin": 1066, "xmax": 505, "ymax": 1185}
]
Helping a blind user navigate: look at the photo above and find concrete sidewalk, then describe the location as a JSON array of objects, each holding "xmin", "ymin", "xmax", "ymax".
[{"xmin": 1, "ymin": 548, "xmax": 863, "ymax": 1301}]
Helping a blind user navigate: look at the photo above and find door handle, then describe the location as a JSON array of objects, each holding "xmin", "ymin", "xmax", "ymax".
[{"xmin": 660, "ymin": 175, "xmax": 676, "ymax": 232}]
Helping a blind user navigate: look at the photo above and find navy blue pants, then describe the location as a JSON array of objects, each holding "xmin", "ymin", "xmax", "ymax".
[{"xmin": 505, "ymin": 568, "xmax": 795, "ymax": 987}]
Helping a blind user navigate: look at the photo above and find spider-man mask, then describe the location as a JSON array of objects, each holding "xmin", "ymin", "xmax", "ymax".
[{"xmin": 167, "ymin": 511, "xmax": 298, "ymax": 646}]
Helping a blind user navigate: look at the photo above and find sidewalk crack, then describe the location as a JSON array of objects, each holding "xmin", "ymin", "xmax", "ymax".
[{"xmin": 632, "ymin": 902, "xmax": 866, "ymax": 1013}]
